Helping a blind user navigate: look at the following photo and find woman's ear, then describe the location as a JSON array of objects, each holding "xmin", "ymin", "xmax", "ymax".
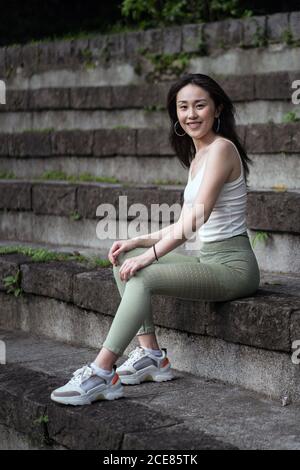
[{"xmin": 216, "ymin": 104, "xmax": 224, "ymax": 117}]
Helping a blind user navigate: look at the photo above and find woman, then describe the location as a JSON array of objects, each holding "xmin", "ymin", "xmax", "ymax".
[{"xmin": 51, "ymin": 73, "xmax": 260, "ymax": 406}]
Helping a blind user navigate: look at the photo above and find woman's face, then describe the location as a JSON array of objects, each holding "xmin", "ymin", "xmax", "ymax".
[{"xmin": 176, "ymin": 84, "xmax": 220, "ymax": 141}]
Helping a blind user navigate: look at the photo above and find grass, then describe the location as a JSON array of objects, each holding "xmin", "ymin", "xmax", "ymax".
[
  {"xmin": 250, "ymin": 231, "xmax": 270, "ymax": 249},
  {"xmin": 0, "ymin": 170, "xmax": 120, "ymax": 184},
  {"xmin": 282, "ymin": 111, "xmax": 300, "ymax": 123},
  {"xmin": 0, "ymin": 245, "xmax": 111, "ymax": 268}
]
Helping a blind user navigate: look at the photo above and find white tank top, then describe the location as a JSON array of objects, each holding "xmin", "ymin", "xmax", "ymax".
[{"xmin": 183, "ymin": 137, "xmax": 247, "ymax": 242}]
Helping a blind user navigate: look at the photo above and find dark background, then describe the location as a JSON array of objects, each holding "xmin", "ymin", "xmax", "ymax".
[{"xmin": 0, "ymin": 0, "xmax": 299, "ymax": 46}]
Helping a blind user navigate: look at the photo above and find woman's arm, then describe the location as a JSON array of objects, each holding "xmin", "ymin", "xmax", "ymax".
[
  {"xmin": 131, "ymin": 198, "xmax": 192, "ymax": 248},
  {"xmin": 141, "ymin": 140, "xmax": 234, "ymax": 261},
  {"xmin": 131, "ymin": 223, "xmax": 176, "ymax": 248}
]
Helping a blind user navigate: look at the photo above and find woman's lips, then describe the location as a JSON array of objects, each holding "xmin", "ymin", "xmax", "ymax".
[{"xmin": 187, "ymin": 122, "xmax": 202, "ymax": 128}]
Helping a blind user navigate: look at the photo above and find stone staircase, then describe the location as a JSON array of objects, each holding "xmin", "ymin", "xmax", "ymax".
[{"xmin": 0, "ymin": 10, "xmax": 300, "ymax": 449}]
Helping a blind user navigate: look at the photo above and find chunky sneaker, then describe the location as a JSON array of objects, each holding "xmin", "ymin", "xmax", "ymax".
[
  {"xmin": 116, "ymin": 346, "xmax": 174, "ymax": 385},
  {"xmin": 50, "ymin": 363, "xmax": 124, "ymax": 405}
]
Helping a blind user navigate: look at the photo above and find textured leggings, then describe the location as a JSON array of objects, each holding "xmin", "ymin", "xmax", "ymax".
[{"xmin": 102, "ymin": 231, "xmax": 260, "ymax": 356}]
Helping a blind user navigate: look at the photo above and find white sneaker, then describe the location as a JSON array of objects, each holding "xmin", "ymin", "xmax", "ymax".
[
  {"xmin": 51, "ymin": 364, "xmax": 124, "ymax": 406},
  {"xmin": 116, "ymin": 346, "xmax": 174, "ymax": 385}
]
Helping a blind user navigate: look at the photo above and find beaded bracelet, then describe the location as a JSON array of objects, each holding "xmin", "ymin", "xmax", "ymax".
[{"xmin": 153, "ymin": 244, "xmax": 159, "ymax": 261}]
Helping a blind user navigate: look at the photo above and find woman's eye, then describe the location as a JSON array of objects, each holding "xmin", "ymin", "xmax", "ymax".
[{"xmin": 179, "ymin": 106, "xmax": 204, "ymax": 110}]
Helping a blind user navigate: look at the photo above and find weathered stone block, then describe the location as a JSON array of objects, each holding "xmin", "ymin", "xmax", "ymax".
[
  {"xmin": 29, "ymin": 88, "xmax": 69, "ymax": 110},
  {"xmin": 290, "ymin": 11, "xmax": 300, "ymax": 40},
  {"xmin": 125, "ymin": 30, "xmax": 145, "ymax": 60},
  {"xmin": 142, "ymin": 28, "xmax": 163, "ymax": 54},
  {"xmin": 93, "ymin": 129, "xmax": 136, "ymax": 156},
  {"xmin": 22, "ymin": 43, "xmax": 39, "ymax": 76},
  {"xmin": 51, "ymin": 130, "xmax": 93, "ymax": 156},
  {"xmin": 255, "ymin": 72, "xmax": 290, "ymax": 100},
  {"xmin": 162, "ymin": 26, "xmax": 182, "ymax": 54},
  {"xmin": 5, "ymin": 89, "xmax": 28, "ymax": 111},
  {"xmin": 247, "ymin": 190, "xmax": 300, "ymax": 233},
  {"xmin": 207, "ymin": 296, "xmax": 293, "ymax": 352},
  {"xmin": 77, "ymin": 184, "xmax": 123, "ymax": 219},
  {"xmin": 220, "ymin": 75, "xmax": 254, "ymax": 101},
  {"xmin": 136, "ymin": 128, "xmax": 172, "ymax": 155},
  {"xmin": 70, "ymin": 87, "xmax": 112, "ymax": 109},
  {"xmin": 242, "ymin": 15, "xmax": 267, "ymax": 47},
  {"xmin": 0, "ymin": 133, "xmax": 9, "ymax": 156},
  {"xmin": 267, "ymin": 12, "xmax": 289, "ymax": 42},
  {"xmin": 0, "ymin": 181, "xmax": 31, "ymax": 210},
  {"xmin": 21, "ymin": 261, "xmax": 89, "ymax": 302},
  {"xmin": 8, "ymin": 131, "xmax": 52, "ymax": 157},
  {"xmin": 0, "ymin": 254, "xmax": 34, "ymax": 291},
  {"xmin": 32, "ymin": 183, "xmax": 77, "ymax": 216},
  {"xmin": 111, "ymin": 84, "xmax": 158, "ymax": 109},
  {"xmin": 245, "ymin": 124, "xmax": 273, "ymax": 153},
  {"xmin": 73, "ymin": 268, "xmax": 119, "ymax": 314},
  {"xmin": 182, "ymin": 23, "xmax": 204, "ymax": 53}
]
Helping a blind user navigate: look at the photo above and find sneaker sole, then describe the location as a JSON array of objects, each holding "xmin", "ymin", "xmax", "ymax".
[
  {"xmin": 50, "ymin": 384, "xmax": 124, "ymax": 406},
  {"xmin": 118, "ymin": 369, "xmax": 175, "ymax": 385}
]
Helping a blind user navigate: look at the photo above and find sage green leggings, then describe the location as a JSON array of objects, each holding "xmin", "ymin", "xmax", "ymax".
[{"xmin": 102, "ymin": 231, "xmax": 260, "ymax": 356}]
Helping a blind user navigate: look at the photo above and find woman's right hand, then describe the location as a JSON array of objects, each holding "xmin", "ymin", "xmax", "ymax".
[{"xmin": 108, "ymin": 239, "xmax": 138, "ymax": 266}]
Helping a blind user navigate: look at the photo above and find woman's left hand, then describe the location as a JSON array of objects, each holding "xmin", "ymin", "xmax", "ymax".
[{"xmin": 119, "ymin": 252, "xmax": 154, "ymax": 282}]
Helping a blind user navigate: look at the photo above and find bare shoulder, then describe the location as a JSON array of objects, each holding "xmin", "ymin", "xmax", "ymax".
[
  {"xmin": 208, "ymin": 138, "xmax": 237, "ymax": 167},
  {"xmin": 210, "ymin": 138, "xmax": 237, "ymax": 157}
]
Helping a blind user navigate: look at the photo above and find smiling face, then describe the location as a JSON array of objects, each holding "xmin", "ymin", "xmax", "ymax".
[{"xmin": 176, "ymin": 84, "xmax": 221, "ymax": 148}]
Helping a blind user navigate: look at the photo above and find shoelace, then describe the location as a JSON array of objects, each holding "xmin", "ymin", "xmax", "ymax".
[
  {"xmin": 124, "ymin": 347, "xmax": 146, "ymax": 366},
  {"xmin": 69, "ymin": 364, "xmax": 93, "ymax": 385}
]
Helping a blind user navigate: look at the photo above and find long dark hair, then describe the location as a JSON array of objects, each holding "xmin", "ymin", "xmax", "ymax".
[{"xmin": 166, "ymin": 73, "xmax": 253, "ymax": 188}]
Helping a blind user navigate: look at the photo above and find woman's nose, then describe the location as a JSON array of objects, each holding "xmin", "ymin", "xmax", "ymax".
[{"xmin": 188, "ymin": 108, "xmax": 198, "ymax": 118}]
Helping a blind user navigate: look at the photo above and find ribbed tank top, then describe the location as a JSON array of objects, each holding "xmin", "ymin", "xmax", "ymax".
[{"xmin": 183, "ymin": 137, "xmax": 247, "ymax": 242}]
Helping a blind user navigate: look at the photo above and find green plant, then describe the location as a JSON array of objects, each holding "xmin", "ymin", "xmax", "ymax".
[
  {"xmin": 3, "ymin": 270, "xmax": 23, "ymax": 297},
  {"xmin": 143, "ymin": 104, "xmax": 165, "ymax": 112},
  {"xmin": 282, "ymin": 111, "xmax": 300, "ymax": 123},
  {"xmin": 153, "ymin": 178, "xmax": 183, "ymax": 185},
  {"xmin": 0, "ymin": 171, "xmax": 15, "ymax": 179},
  {"xmin": 34, "ymin": 414, "xmax": 49, "ymax": 425},
  {"xmin": 69, "ymin": 211, "xmax": 81, "ymax": 221},
  {"xmin": 145, "ymin": 51, "xmax": 191, "ymax": 78},
  {"xmin": 21, "ymin": 128, "xmax": 54, "ymax": 134},
  {"xmin": 82, "ymin": 47, "xmax": 96, "ymax": 69},
  {"xmin": 252, "ymin": 24, "xmax": 268, "ymax": 48},
  {"xmin": 121, "ymin": 0, "xmax": 250, "ymax": 28},
  {"xmin": 281, "ymin": 28, "xmax": 294, "ymax": 46},
  {"xmin": 0, "ymin": 245, "xmax": 109, "ymax": 269},
  {"xmin": 35, "ymin": 171, "xmax": 120, "ymax": 184},
  {"xmin": 94, "ymin": 258, "xmax": 111, "ymax": 268},
  {"xmin": 251, "ymin": 231, "xmax": 270, "ymax": 249}
]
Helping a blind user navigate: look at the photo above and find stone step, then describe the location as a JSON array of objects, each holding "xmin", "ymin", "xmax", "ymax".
[
  {"xmin": 0, "ymin": 123, "xmax": 299, "ymax": 190},
  {"xmin": 0, "ymin": 181, "xmax": 299, "ymax": 273},
  {"xmin": 0, "ymin": 251, "xmax": 299, "ymax": 407},
  {"xmin": 1, "ymin": 152, "xmax": 299, "ymax": 191},
  {"xmin": 2, "ymin": 329, "xmax": 300, "ymax": 450},
  {"xmin": 1, "ymin": 99, "xmax": 296, "ymax": 133},
  {"xmin": 3, "ymin": 71, "xmax": 298, "ymax": 110},
  {"xmin": 4, "ymin": 44, "xmax": 300, "ymax": 91},
  {"xmin": 1, "ymin": 70, "xmax": 299, "ymax": 132},
  {"xmin": 2, "ymin": 11, "xmax": 300, "ymax": 89},
  {"xmin": 1, "ymin": 123, "xmax": 299, "ymax": 157}
]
